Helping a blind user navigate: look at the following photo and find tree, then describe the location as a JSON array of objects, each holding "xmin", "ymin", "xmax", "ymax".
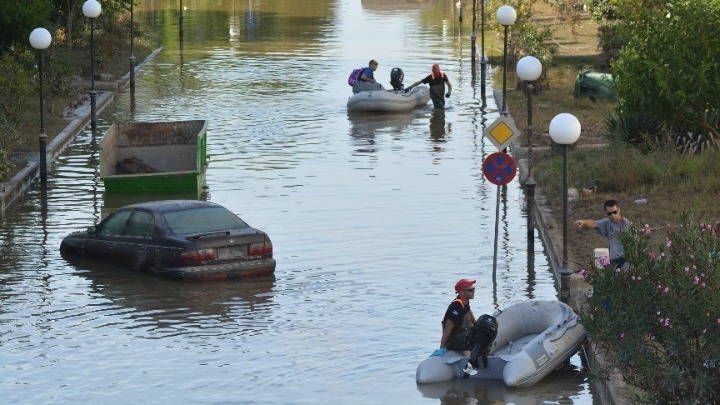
[
  {"xmin": 486, "ymin": 0, "xmax": 558, "ymax": 87},
  {"xmin": 610, "ymin": 0, "xmax": 720, "ymax": 153},
  {"xmin": 0, "ymin": 0, "xmax": 54, "ymax": 52}
]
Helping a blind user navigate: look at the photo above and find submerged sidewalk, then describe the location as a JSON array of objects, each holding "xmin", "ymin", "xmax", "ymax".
[{"xmin": 0, "ymin": 48, "xmax": 162, "ymax": 215}]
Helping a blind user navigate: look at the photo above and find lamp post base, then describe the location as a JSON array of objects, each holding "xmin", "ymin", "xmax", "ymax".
[
  {"xmin": 129, "ymin": 55, "xmax": 136, "ymax": 94},
  {"xmin": 39, "ymin": 133, "xmax": 47, "ymax": 182},
  {"xmin": 526, "ymin": 180, "xmax": 536, "ymax": 241},
  {"xmin": 560, "ymin": 267, "xmax": 571, "ymax": 303},
  {"xmin": 90, "ymin": 90, "xmax": 97, "ymax": 132}
]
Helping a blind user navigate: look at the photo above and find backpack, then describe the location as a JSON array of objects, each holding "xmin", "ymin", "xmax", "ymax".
[{"xmin": 348, "ymin": 67, "xmax": 365, "ymax": 86}]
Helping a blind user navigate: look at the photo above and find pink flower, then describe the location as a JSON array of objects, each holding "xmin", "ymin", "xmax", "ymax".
[
  {"xmin": 579, "ymin": 269, "xmax": 586, "ymax": 277},
  {"xmin": 666, "ymin": 239, "xmax": 672, "ymax": 247},
  {"xmin": 620, "ymin": 333, "xmax": 625, "ymax": 338}
]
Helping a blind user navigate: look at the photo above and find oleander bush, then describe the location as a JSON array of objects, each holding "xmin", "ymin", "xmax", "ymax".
[{"xmin": 579, "ymin": 212, "xmax": 720, "ymax": 403}]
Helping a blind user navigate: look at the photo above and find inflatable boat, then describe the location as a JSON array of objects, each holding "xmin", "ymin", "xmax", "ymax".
[
  {"xmin": 416, "ymin": 300, "xmax": 586, "ymax": 387},
  {"xmin": 347, "ymin": 86, "xmax": 430, "ymax": 113}
]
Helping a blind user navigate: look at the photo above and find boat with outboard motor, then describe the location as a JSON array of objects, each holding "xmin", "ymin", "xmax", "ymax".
[
  {"xmin": 416, "ymin": 299, "xmax": 586, "ymax": 387},
  {"xmin": 347, "ymin": 86, "xmax": 430, "ymax": 113},
  {"xmin": 347, "ymin": 66, "xmax": 430, "ymax": 112}
]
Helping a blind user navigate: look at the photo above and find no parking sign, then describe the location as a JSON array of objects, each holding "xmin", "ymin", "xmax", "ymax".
[{"xmin": 482, "ymin": 152, "xmax": 517, "ymax": 185}]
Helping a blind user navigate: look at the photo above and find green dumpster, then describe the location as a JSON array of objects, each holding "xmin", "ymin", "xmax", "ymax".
[{"xmin": 573, "ymin": 69, "xmax": 616, "ymax": 102}]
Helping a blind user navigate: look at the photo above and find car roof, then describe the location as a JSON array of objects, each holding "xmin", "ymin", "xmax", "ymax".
[{"xmin": 122, "ymin": 200, "xmax": 223, "ymax": 213}]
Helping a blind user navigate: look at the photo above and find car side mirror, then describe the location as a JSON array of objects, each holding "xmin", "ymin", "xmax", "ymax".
[{"xmin": 87, "ymin": 226, "xmax": 97, "ymax": 234}]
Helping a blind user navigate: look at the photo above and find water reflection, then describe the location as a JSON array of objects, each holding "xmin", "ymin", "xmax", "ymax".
[
  {"xmin": 429, "ymin": 108, "xmax": 447, "ymax": 141},
  {"xmin": 69, "ymin": 257, "xmax": 276, "ymax": 322},
  {"xmin": 417, "ymin": 367, "xmax": 586, "ymax": 404},
  {"xmin": 362, "ymin": 0, "xmax": 435, "ymax": 13},
  {"xmin": 347, "ymin": 111, "xmax": 419, "ymax": 154}
]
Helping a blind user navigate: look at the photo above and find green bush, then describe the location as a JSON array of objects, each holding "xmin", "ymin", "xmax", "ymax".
[
  {"xmin": 0, "ymin": 50, "xmax": 33, "ymax": 124},
  {"xmin": 580, "ymin": 212, "xmax": 720, "ymax": 403},
  {"xmin": 612, "ymin": 0, "xmax": 720, "ymax": 153},
  {"xmin": 0, "ymin": 115, "xmax": 20, "ymax": 179}
]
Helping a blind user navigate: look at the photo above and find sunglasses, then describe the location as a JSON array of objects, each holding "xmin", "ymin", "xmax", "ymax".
[
  {"xmin": 606, "ymin": 210, "xmax": 618, "ymax": 216},
  {"xmin": 463, "ymin": 288, "xmax": 476, "ymax": 292}
]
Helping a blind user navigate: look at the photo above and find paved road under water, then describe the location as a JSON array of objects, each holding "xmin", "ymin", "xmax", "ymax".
[{"xmin": 0, "ymin": 1, "xmax": 599, "ymax": 403}]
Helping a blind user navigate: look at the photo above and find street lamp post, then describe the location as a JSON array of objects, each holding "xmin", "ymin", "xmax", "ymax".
[
  {"xmin": 129, "ymin": 0, "xmax": 136, "ymax": 95},
  {"xmin": 471, "ymin": 0, "xmax": 477, "ymax": 65},
  {"xmin": 496, "ymin": 5, "xmax": 516, "ymax": 115},
  {"xmin": 83, "ymin": 0, "xmax": 102, "ymax": 132},
  {"xmin": 29, "ymin": 28, "xmax": 52, "ymax": 183},
  {"xmin": 516, "ymin": 56, "xmax": 543, "ymax": 242},
  {"xmin": 549, "ymin": 113, "xmax": 582, "ymax": 303},
  {"xmin": 179, "ymin": 0, "xmax": 184, "ymax": 39}
]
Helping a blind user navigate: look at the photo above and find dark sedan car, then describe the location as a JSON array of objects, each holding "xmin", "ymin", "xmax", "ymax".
[{"xmin": 60, "ymin": 200, "xmax": 276, "ymax": 281}]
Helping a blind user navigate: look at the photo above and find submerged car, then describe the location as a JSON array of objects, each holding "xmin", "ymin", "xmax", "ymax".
[{"xmin": 60, "ymin": 200, "xmax": 275, "ymax": 281}]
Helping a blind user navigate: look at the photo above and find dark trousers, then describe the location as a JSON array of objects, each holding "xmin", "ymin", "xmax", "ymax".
[{"xmin": 446, "ymin": 328, "xmax": 471, "ymax": 351}]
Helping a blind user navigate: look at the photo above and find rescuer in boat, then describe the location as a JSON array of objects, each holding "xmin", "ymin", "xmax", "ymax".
[
  {"xmin": 405, "ymin": 63, "xmax": 452, "ymax": 109},
  {"xmin": 431, "ymin": 279, "xmax": 477, "ymax": 356},
  {"xmin": 430, "ymin": 279, "xmax": 498, "ymax": 372}
]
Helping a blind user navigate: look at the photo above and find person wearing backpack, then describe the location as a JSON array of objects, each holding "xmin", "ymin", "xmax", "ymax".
[
  {"xmin": 352, "ymin": 59, "xmax": 384, "ymax": 94},
  {"xmin": 405, "ymin": 63, "xmax": 452, "ymax": 109}
]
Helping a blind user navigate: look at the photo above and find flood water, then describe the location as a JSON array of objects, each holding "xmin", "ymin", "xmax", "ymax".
[{"xmin": 0, "ymin": 0, "xmax": 598, "ymax": 403}]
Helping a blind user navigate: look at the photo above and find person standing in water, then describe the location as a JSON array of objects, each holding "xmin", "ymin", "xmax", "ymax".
[{"xmin": 405, "ymin": 64, "xmax": 452, "ymax": 109}]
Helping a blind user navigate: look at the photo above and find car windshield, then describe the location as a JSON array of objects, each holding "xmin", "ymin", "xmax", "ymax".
[{"xmin": 163, "ymin": 206, "xmax": 249, "ymax": 235}]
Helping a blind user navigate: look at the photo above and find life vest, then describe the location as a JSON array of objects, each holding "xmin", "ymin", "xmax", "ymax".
[{"xmin": 443, "ymin": 298, "xmax": 469, "ymax": 331}]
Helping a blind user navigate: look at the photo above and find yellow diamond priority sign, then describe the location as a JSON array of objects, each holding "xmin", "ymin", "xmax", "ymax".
[{"xmin": 483, "ymin": 115, "xmax": 520, "ymax": 151}]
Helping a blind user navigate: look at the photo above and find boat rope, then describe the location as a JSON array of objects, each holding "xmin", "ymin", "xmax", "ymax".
[{"xmin": 547, "ymin": 316, "xmax": 580, "ymax": 342}]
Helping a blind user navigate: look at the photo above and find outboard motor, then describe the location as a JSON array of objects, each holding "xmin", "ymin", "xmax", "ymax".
[
  {"xmin": 390, "ymin": 67, "xmax": 404, "ymax": 90},
  {"xmin": 463, "ymin": 314, "xmax": 498, "ymax": 379}
]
